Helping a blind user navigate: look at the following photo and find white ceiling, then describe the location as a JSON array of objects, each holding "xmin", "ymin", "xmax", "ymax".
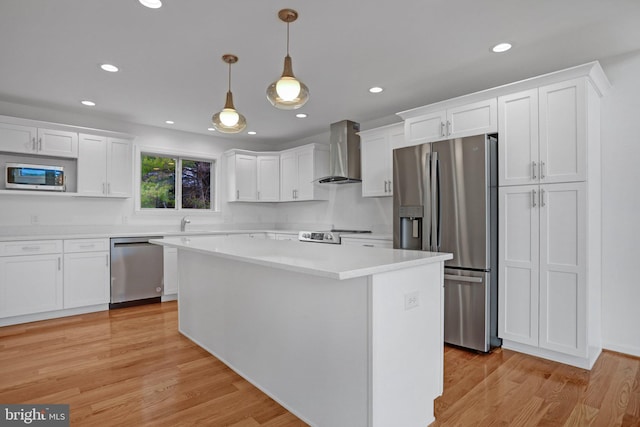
[{"xmin": 1, "ymin": 0, "xmax": 639, "ymax": 145}]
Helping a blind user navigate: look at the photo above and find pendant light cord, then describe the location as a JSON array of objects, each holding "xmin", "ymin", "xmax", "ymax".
[
  {"xmin": 227, "ymin": 62, "xmax": 231, "ymax": 92},
  {"xmin": 286, "ymin": 22, "xmax": 290, "ymax": 56}
]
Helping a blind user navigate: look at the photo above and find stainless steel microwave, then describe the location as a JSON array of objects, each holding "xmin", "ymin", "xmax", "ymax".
[{"xmin": 5, "ymin": 163, "xmax": 65, "ymax": 191}]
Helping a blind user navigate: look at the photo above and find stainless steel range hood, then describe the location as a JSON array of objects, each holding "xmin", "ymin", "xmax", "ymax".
[{"xmin": 318, "ymin": 120, "xmax": 361, "ymax": 184}]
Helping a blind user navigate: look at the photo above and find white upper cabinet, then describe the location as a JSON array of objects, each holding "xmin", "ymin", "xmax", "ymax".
[
  {"xmin": 0, "ymin": 121, "xmax": 78, "ymax": 158},
  {"xmin": 227, "ymin": 152, "xmax": 280, "ymax": 202},
  {"xmin": 77, "ymin": 134, "xmax": 133, "ymax": 197},
  {"xmin": 227, "ymin": 152, "xmax": 257, "ymax": 202},
  {"xmin": 403, "ymin": 98, "xmax": 497, "ymax": 146},
  {"xmin": 360, "ymin": 123, "xmax": 403, "ymax": 197},
  {"xmin": 256, "ymin": 155, "xmax": 280, "ymax": 202},
  {"xmin": 538, "ymin": 79, "xmax": 587, "ymax": 184},
  {"xmin": 279, "ymin": 144, "xmax": 328, "ymax": 202},
  {"xmin": 37, "ymin": 128, "xmax": 79, "ymax": 158},
  {"xmin": 499, "ymin": 79, "xmax": 588, "ymax": 186}
]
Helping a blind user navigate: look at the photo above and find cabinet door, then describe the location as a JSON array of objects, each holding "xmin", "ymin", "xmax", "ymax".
[
  {"xmin": 498, "ymin": 89, "xmax": 539, "ymax": 186},
  {"xmin": 538, "ymin": 182, "xmax": 586, "ymax": 357},
  {"xmin": 539, "ymin": 79, "xmax": 586, "ymax": 184},
  {"xmin": 498, "ymin": 185, "xmax": 539, "ymax": 346},
  {"xmin": 107, "ymin": 138, "xmax": 133, "ymax": 197},
  {"xmin": 235, "ymin": 154, "xmax": 257, "ymax": 201},
  {"xmin": 296, "ymin": 148, "xmax": 315, "ymax": 200},
  {"xmin": 361, "ymin": 133, "xmax": 391, "ymax": 197},
  {"xmin": 0, "ymin": 254, "xmax": 63, "ymax": 318},
  {"xmin": 447, "ymin": 98, "xmax": 497, "ymax": 139},
  {"xmin": 280, "ymin": 152, "xmax": 297, "ymax": 202},
  {"xmin": 163, "ymin": 247, "xmax": 178, "ymax": 295},
  {"xmin": 78, "ymin": 134, "xmax": 108, "ymax": 196},
  {"xmin": 0, "ymin": 122, "xmax": 37, "ymax": 154},
  {"xmin": 257, "ymin": 155, "xmax": 280, "ymax": 201},
  {"xmin": 64, "ymin": 252, "xmax": 110, "ymax": 308},
  {"xmin": 37, "ymin": 128, "xmax": 79, "ymax": 158},
  {"xmin": 404, "ymin": 111, "xmax": 446, "ymax": 145}
]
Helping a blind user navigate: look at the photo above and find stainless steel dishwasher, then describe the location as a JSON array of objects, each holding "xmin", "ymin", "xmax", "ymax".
[{"xmin": 110, "ymin": 236, "xmax": 164, "ymax": 308}]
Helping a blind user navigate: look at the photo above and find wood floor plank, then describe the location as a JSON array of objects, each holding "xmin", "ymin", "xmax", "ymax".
[{"xmin": 2, "ymin": 302, "xmax": 640, "ymax": 426}]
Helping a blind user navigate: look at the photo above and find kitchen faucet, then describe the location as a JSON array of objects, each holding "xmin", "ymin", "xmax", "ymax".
[{"xmin": 181, "ymin": 216, "xmax": 191, "ymax": 232}]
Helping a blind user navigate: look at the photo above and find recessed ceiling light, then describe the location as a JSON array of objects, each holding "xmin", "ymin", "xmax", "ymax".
[
  {"xmin": 369, "ymin": 87, "xmax": 384, "ymax": 94},
  {"xmin": 81, "ymin": 100, "xmax": 96, "ymax": 106},
  {"xmin": 247, "ymin": 131, "xmax": 257, "ymax": 135},
  {"xmin": 492, "ymin": 42, "xmax": 512, "ymax": 53},
  {"xmin": 207, "ymin": 127, "xmax": 216, "ymax": 131},
  {"xmin": 165, "ymin": 120, "xmax": 174, "ymax": 124},
  {"xmin": 100, "ymin": 64, "xmax": 119, "ymax": 73},
  {"xmin": 139, "ymin": 0, "xmax": 162, "ymax": 9},
  {"xmin": 296, "ymin": 113, "xmax": 308, "ymax": 118}
]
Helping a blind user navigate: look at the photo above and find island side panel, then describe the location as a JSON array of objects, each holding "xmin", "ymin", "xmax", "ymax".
[
  {"xmin": 369, "ymin": 262, "xmax": 444, "ymax": 427},
  {"xmin": 177, "ymin": 249, "xmax": 370, "ymax": 427}
]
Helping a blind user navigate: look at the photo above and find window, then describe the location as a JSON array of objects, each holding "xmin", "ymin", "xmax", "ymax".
[{"xmin": 140, "ymin": 153, "xmax": 216, "ymax": 210}]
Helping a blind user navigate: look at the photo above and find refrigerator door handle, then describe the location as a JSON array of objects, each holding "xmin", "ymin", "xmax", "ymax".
[
  {"xmin": 444, "ymin": 274, "xmax": 483, "ymax": 283},
  {"xmin": 424, "ymin": 152, "xmax": 432, "ymax": 251},
  {"xmin": 431, "ymin": 151, "xmax": 440, "ymax": 252}
]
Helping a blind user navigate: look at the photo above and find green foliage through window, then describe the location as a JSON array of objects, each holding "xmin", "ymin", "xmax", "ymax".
[{"xmin": 140, "ymin": 153, "xmax": 214, "ymax": 210}]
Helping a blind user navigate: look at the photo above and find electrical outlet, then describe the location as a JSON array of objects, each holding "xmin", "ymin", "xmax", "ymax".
[{"xmin": 404, "ymin": 291, "xmax": 419, "ymax": 310}]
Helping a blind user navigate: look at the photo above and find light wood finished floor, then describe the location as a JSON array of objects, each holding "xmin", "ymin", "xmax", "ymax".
[{"xmin": 0, "ymin": 302, "xmax": 638, "ymax": 426}]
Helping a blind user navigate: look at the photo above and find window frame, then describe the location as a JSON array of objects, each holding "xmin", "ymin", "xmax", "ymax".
[{"xmin": 135, "ymin": 146, "xmax": 219, "ymax": 214}]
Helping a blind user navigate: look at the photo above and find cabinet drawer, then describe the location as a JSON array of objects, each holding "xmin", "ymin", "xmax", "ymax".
[
  {"xmin": 341, "ymin": 238, "xmax": 393, "ymax": 248},
  {"xmin": 0, "ymin": 240, "xmax": 63, "ymax": 256},
  {"xmin": 64, "ymin": 238, "xmax": 110, "ymax": 253}
]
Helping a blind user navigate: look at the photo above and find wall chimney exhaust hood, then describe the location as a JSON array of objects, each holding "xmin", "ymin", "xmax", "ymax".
[{"xmin": 318, "ymin": 120, "xmax": 361, "ymax": 184}]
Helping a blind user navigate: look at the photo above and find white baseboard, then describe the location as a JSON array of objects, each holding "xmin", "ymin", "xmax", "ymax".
[{"xmin": 603, "ymin": 342, "xmax": 640, "ymax": 358}]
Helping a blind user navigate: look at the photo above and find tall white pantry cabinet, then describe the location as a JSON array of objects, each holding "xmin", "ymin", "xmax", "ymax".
[{"xmin": 497, "ymin": 65, "xmax": 609, "ymax": 369}]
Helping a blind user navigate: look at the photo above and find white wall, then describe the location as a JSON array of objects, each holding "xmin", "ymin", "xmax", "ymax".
[{"xmin": 599, "ymin": 50, "xmax": 640, "ymax": 357}]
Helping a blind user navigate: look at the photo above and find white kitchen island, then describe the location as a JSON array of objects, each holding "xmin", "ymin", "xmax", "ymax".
[{"xmin": 151, "ymin": 235, "xmax": 452, "ymax": 427}]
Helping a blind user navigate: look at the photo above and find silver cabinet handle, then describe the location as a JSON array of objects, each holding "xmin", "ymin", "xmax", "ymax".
[
  {"xmin": 236, "ymin": 189, "xmax": 240, "ymax": 200},
  {"xmin": 540, "ymin": 161, "xmax": 545, "ymax": 180},
  {"xmin": 440, "ymin": 122, "xmax": 445, "ymax": 137},
  {"xmin": 38, "ymin": 137, "xmax": 42, "ymax": 151},
  {"xmin": 532, "ymin": 189, "xmax": 537, "ymax": 208},
  {"xmin": 58, "ymin": 257, "xmax": 61, "ymax": 271},
  {"xmin": 78, "ymin": 244, "xmax": 95, "ymax": 249},
  {"xmin": 21, "ymin": 245, "xmax": 41, "ymax": 252},
  {"xmin": 257, "ymin": 191, "xmax": 260, "ymax": 200},
  {"xmin": 363, "ymin": 244, "xmax": 374, "ymax": 247},
  {"xmin": 106, "ymin": 254, "xmax": 109, "ymax": 267},
  {"xmin": 107, "ymin": 183, "xmax": 111, "ymax": 194},
  {"xmin": 384, "ymin": 181, "xmax": 388, "ymax": 193},
  {"xmin": 541, "ymin": 189, "xmax": 546, "ymax": 207},
  {"xmin": 446, "ymin": 120, "xmax": 451, "ymax": 135},
  {"xmin": 32, "ymin": 137, "xmax": 36, "ymax": 151},
  {"xmin": 532, "ymin": 161, "xmax": 537, "ymax": 180},
  {"xmin": 388, "ymin": 180, "xmax": 392, "ymax": 193}
]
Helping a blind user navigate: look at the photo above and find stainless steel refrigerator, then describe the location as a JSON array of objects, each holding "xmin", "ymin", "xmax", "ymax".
[{"xmin": 393, "ymin": 134, "xmax": 500, "ymax": 352}]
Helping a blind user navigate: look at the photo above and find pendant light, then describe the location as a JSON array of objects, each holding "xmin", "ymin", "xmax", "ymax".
[
  {"xmin": 266, "ymin": 9, "xmax": 309, "ymax": 110},
  {"xmin": 212, "ymin": 54, "xmax": 247, "ymax": 133}
]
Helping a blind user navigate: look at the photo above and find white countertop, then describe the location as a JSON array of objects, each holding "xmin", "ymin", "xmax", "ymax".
[
  {"xmin": 0, "ymin": 228, "xmax": 297, "ymax": 242},
  {"xmin": 341, "ymin": 233, "xmax": 393, "ymax": 241},
  {"xmin": 151, "ymin": 235, "xmax": 451, "ymax": 280}
]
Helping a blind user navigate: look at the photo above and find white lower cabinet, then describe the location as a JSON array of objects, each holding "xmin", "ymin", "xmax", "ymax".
[
  {"xmin": 163, "ymin": 246, "xmax": 178, "ymax": 295},
  {"xmin": 499, "ymin": 182, "xmax": 594, "ymax": 366},
  {"xmin": 0, "ymin": 240, "xmax": 63, "ymax": 318},
  {"xmin": 63, "ymin": 239, "xmax": 110, "ymax": 308}
]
